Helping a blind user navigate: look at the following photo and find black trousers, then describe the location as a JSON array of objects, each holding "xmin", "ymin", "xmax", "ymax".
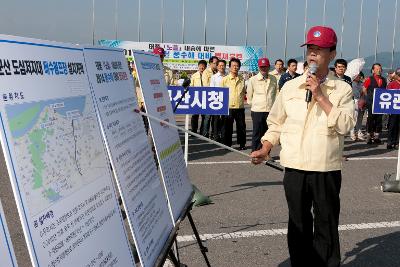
[
  {"xmin": 211, "ymin": 115, "xmax": 223, "ymax": 140},
  {"xmin": 191, "ymin": 114, "xmax": 206, "ymax": 134},
  {"xmin": 367, "ymin": 104, "xmax": 382, "ymax": 134},
  {"xmin": 388, "ymin": 114, "xmax": 400, "ymax": 145},
  {"xmin": 251, "ymin": 111, "xmax": 269, "ymax": 152},
  {"xmin": 221, "ymin": 108, "xmax": 246, "ymax": 147},
  {"xmin": 283, "ymin": 168, "xmax": 342, "ymax": 267}
]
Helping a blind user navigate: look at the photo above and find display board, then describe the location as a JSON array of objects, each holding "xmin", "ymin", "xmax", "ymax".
[
  {"xmin": 0, "ymin": 35, "xmax": 134, "ymax": 266},
  {"xmin": 132, "ymin": 51, "xmax": 193, "ymax": 223},
  {"xmin": 83, "ymin": 47, "xmax": 174, "ymax": 267}
]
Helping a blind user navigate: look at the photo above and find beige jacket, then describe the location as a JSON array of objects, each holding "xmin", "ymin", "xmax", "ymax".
[
  {"xmin": 220, "ymin": 73, "xmax": 246, "ymax": 109},
  {"xmin": 190, "ymin": 71, "xmax": 211, "ymax": 87},
  {"xmin": 247, "ymin": 73, "xmax": 278, "ymax": 112},
  {"xmin": 164, "ymin": 66, "xmax": 173, "ymax": 85},
  {"xmin": 269, "ymin": 69, "xmax": 284, "ymax": 85},
  {"xmin": 261, "ymin": 71, "xmax": 355, "ymax": 172}
]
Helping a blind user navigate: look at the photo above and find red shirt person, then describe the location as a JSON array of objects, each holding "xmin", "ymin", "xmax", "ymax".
[{"xmin": 362, "ymin": 63, "xmax": 387, "ymax": 144}]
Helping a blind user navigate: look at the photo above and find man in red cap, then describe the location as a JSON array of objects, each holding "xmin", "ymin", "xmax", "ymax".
[
  {"xmin": 251, "ymin": 26, "xmax": 355, "ymax": 267},
  {"xmin": 246, "ymin": 57, "xmax": 278, "ymax": 153},
  {"xmin": 153, "ymin": 47, "xmax": 174, "ymax": 85}
]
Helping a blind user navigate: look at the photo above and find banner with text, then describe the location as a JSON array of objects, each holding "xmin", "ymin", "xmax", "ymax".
[
  {"xmin": 84, "ymin": 47, "xmax": 174, "ymax": 267},
  {"xmin": 372, "ymin": 88, "xmax": 400, "ymax": 114},
  {"xmin": 168, "ymin": 86, "xmax": 229, "ymax": 115},
  {"xmin": 99, "ymin": 40, "xmax": 265, "ymax": 72},
  {"xmin": 0, "ymin": 35, "xmax": 134, "ymax": 267},
  {"xmin": 0, "ymin": 200, "xmax": 18, "ymax": 267},
  {"xmin": 132, "ymin": 51, "xmax": 193, "ymax": 223}
]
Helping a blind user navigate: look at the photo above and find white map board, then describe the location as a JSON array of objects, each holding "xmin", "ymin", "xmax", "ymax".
[
  {"xmin": 132, "ymin": 51, "xmax": 193, "ymax": 223},
  {"xmin": 0, "ymin": 200, "xmax": 18, "ymax": 267},
  {"xmin": 0, "ymin": 35, "xmax": 135, "ymax": 266},
  {"xmin": 83, "ymin": 47, "xmax": 174, "ymax": 267}
]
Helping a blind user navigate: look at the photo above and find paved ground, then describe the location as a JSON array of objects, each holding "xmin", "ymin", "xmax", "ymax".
[
  {"xmin": 1, "ymin": 108, "xmax": 399, "ymax": 267},
  {"xmin": 175, "ymin": 109, "xmax": 400, "ymax": 267}
]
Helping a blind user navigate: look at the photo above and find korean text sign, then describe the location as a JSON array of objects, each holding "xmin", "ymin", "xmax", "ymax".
[
  {"xmin": 0, "ymin": 35, "xmax": 134, "ymax": 267},
  {"xmin": 168, "ymin": 86, "xmax": 229, "ymax": 115},
  {"xmin": 372, "ymin": 88, "xmax": 400, "ymax": 114},
  {"xmin": 84, "ymin": 47, "xmax": 173, "ymax": 267},
  {"xmin": 132, "ymin": 51, "xmax": 193, "ymax": 223},
  {"xmin": 99, "ymin": 40, "xmax": 265, "ymax": 72}
]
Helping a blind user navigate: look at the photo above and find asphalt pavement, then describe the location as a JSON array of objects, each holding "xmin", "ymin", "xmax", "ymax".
[
  {"xmin": 1, "ymin": 107, "xmax": 399, "ymax": 267},
  {"xmin": 175, "ymin": 108, "xmax": 400, "ymax": 267}
]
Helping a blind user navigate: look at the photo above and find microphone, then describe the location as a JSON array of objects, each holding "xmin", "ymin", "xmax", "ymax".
[
  {"xmin": 173, "ymin": 78, "xmax": 191, "ymax": 112},
  {"xmin": 305, "ymin": 63, "xmax": 318, "ymax": 103},
  {"xmin": 182, "ymin": 78, "xmax": 191, "ymax": 88}
]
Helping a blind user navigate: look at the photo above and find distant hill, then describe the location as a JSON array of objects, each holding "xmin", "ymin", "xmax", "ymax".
[{"xmin": 292, "ymin": 51, "xmax": 400, "ymax": 73}]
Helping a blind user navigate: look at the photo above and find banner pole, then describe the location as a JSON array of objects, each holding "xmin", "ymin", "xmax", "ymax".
[
  {"xmin": 374, "ymin": 0, "xmax": 381, "ymax": 63},
  {"xmin": 340, "ymin": 0, "xmax": 346, "ymax": 58},
  {"xmin": 134, "ymin": 109, "xmax": 284, "ymax": 171},
  {"xmin": 284, "ymin": 0, "xmax": 289, "ymax": 62},
  {"xmin": 184, "ymin": 115, "xmax": 189, "ymax": 165},
  {"xmin": 391, "ymin": 0, "xmax": 398, "ymax": 69},
  {"xmin": 92, "ymin": 0, "xmax": 95, "ymax": 45},
  {"xmin": 357, "ymin": 0, "xmax": 364, "ymax": 58},
  {"xmin": 225, "ymin": 0, "xmax": 228, "ymax": 45},
  {"xmin": 397, "ymin": 134, "xmax": 400, "ymax": 181}
]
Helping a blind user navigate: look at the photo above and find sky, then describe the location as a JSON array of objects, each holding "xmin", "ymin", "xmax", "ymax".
[{"xmin": 1, "ymin": 0, "xmax": 399, "ymax": 68}]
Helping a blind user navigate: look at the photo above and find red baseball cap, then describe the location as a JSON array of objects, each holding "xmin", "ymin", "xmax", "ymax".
[
  {"xmin": 153, "ymin": 47, "xmax": 165, "ymax": 56},
  {"xmin": 258, "ymin": 58, "xmax": 270, "ymax": 67},
  {"xmin": 301, "ymin": 26, "xmax": 337, "ymax": 48}
]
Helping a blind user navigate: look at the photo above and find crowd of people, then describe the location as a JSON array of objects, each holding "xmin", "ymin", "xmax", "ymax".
[
  {"xmin": 131, "ymin": 25, "xmax": 399, "ymax": 267},
  {"xmin": 143, "ymin": 46, "xmax": 399, "ymax": 153}
]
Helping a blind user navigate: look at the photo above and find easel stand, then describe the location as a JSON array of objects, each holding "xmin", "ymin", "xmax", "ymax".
[
  {"xmin": 156, "ymin": 192, "xmax": 211, "ymax": 267},
  {"xmin": 381, "ymin": 134, "xmax": 400, "ymax": 193}
]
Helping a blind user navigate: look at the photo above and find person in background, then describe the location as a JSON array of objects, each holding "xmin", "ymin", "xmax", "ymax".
[
  {"xmin": 278, "ymin": 58, "xmax": 300, "ymax": 90},
  {"xmin": 251, "ymin": 26, "xmax": 354, "ymax": 267},
  {"xmin": 190, "ymin": 60, "xmax": 210, "ymax": 134},
  {"xmin": 350, "ymin": 72, "xmax": 366, "ymax": 141},
  {"xmin": 334, "ymin": 59, "xmax": 352, "ymax": 86},
  {"xmin": 387, "ymin": 69, "xmax": 396, "ymax": 84},
  {"xmin": 153, "ymin": 47, "xmax": 174, "ymax": 85},
  {"xmin": 201, "ymin": 56, "xmax": 219, "ymax": 137},
  {"xmin": 269, "ymin": 59, "xmax": 285, "ymax": 83},
  {"xmin": 210, "ymin": 59, "xmax": 227, "ymax": 141},
  {"xmin": 205, "ymin": 56, "xmax": 219, "ymax": 77},
  {"xmin": 362, "ymin": 63, "xmax": 387, "ymax": 144},
  {"xmin": 220, "ymin": 58, "xmax": 247, "ymax": 150},
  {"xmin": 386, "ymin": 68, "xmax": 400, "ymax": 149},
  {"xmin": 334, "ymin": 58, "xmax": 354, "ymax": 160},
  {"xmin": 246, "ymin": 57, "xmax": 278, "ymax": 155},
  {"xmin": 129, "ymin": 61, "xmax": 149, "ymax": 134}
]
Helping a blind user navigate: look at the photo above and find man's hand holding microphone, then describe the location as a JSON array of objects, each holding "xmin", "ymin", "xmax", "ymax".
[{"xmin": 305, "ymin": 63, "xmax": 325, "ymax": 104}]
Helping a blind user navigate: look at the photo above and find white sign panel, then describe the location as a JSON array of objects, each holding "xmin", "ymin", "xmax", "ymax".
[
  {"xmin": 83, "ymin": 47, "xmax": 174, "ymax": 267},
  {"xmin": 0, "ymin": 200, "xmax": 18, "ymax": 267},
  {"xmin": 99, "ymin": 40, "xmax": 265, "ymax": 72},
  {"xmin": 132, "ymin": 51, "xmax": 193, "ymax": 223},
  {"xmin": 0, "ymin": 35, "xmax": 134, "ymax": 266}
]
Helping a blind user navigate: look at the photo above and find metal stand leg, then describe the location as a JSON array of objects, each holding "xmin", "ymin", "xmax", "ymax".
[
  {"xmin": 175, "ymin": 239, "xmax": 180, "ymax": 263},
  {"xmin": 168, "ymin": 249, "xmax": 180, "ymax": 266},
  {"xmin": 187, "ymin": 211, "xmax": 211, "ymax": 267}
]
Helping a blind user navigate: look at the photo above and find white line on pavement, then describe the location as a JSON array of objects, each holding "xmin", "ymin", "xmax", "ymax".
[
  {"xmin": 188, "ymin": 157, "xmax": 397, "ymax": 165},
  {"xmin": 177, "ymin": 220, "xmax": 400, "ymax": 242}
]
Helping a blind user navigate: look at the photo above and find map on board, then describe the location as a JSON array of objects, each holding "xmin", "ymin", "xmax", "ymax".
[{"xmin": 5, "ymin": 95, "xmax": 108, "ymax": 216}]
